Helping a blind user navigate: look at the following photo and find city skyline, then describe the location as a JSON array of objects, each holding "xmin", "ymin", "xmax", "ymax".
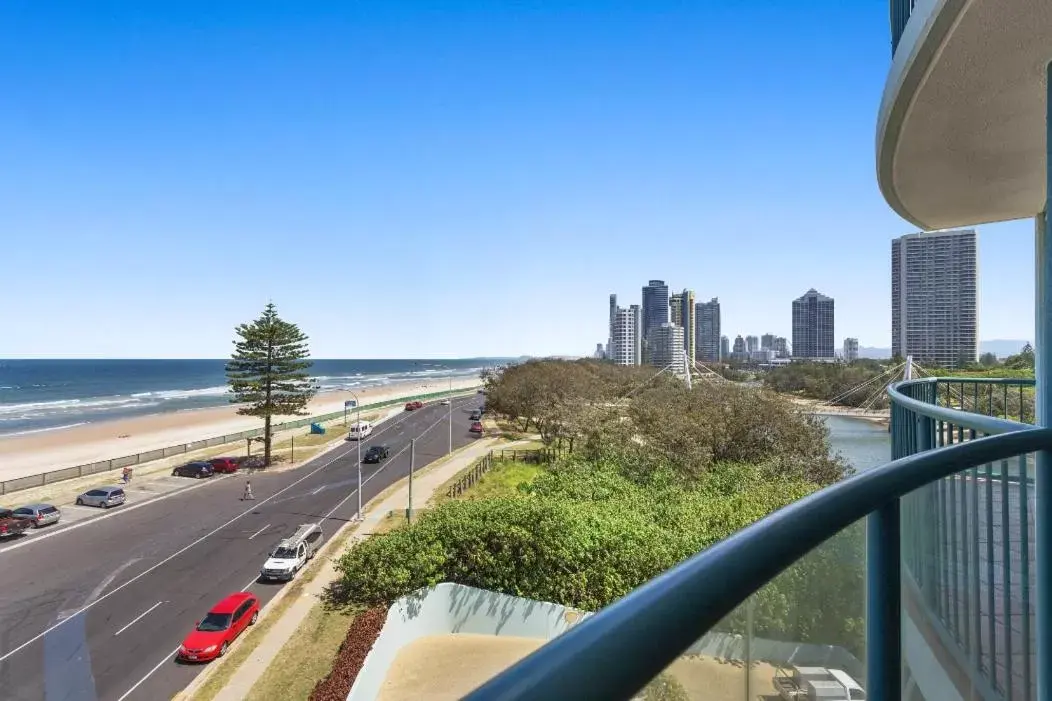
[{"xmin": 0, "ymin": 3, "xmax": 1036, "ymax": 359}]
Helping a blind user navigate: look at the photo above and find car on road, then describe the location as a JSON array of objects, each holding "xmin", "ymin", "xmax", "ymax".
[
  {"xmin": 75, "ymin": 486, "xmax": 126, "ymax": 509},
  {"xmin": 0, "ymin": 508, "xmax": 33, "ymax": 537},
  {"xmin": 470, "ymin": 421, "xmax": 484, "ymax": 434},
  {"xmin": 209, "ymin": 457, "xmax": 240, "ymax": 474},
  {"xmin": 404, "ymin": 400, "xmax": 424, "ymax": 411},
  {"xmin": 178, "ymin": 592, "xmax": 260, "ymax": 662},
  {"xmin": 363, "ymin": 445, "xmax": 390, "ymax": 463},
  {"xmin": 172, "ymin": 461, "xmax": 215, "ymax": 479},
  {"xmin": 12, "ymin": 503, "xmax": 61, "ymax": 528},
  {"xmin": 469, "ymin": 411, "xmax": 481, "ymax": 421},
  {"xmin": 440, "ymin": 399, "xmax": 450, "ymax": 405}
]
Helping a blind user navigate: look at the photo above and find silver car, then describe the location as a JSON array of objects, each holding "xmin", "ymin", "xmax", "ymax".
[
  {"xmin": 76, "ymin": 486, "xmax": 126, "ymax": 509},
  {"xmin": 12, "ymin": 503, "xmax": 61, "ymax": 527}
]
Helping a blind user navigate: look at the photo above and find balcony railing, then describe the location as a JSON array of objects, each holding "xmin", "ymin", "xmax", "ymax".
[{"xmin": 464, "ymin": 376, "xmax": 1042, "ymax": 701}]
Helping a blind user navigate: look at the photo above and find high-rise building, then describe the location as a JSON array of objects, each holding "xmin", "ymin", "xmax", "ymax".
[
  {"xmin": 720, "ymin": 335, "xmax": 731, "ymax": 359},
  {"xmin": 792, "ymin": 289, "xmax": 835, "ymax": 359},
  {"xmin": 681, "ymin": 290, "xmax": 696, "ymax": 364},
  {"xmin": 761, "ymin": 333, "xmax": 776, "ymax": 351},
  {"xmin": 732, "ymin": 335, "xmax": 746, "ymax": 356},
  {"xmin": 594, "ymin": 343, "xmax": 607, "ymax": 360},
  {"xmin": 608, "ymin": 294, "xmax": 618, "ymax": 354},
  {"xmin": 843, "ymin": 337, "xmax": 859, "ymax": 362},
  {"xmin": 696, "ymin": 298, "xmax": 721, "ymax": 362},
  {"xmin": 892, "ymin": 229, "xmax": 978, "ymax": 368},
  {"xmin": 641, "ymin": 279, "xmax": 670, "ymax": 344},
  {"xmin": 648, "ymin": 323, "xmax": 685, "ymax": 368},
  {"xmin": 745, "ymin": 335, "xmax": 759, "ymax": 353},
  {"xmin": 773, "ymin": 336, "xmax": 789, "ymax": 358},
  {"xmin": 610, "ymin": 305, "xmax": 642, "ymax": 366}
]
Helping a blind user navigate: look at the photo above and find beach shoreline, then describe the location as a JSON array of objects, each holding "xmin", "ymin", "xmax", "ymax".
[{"xmin": 0, "ymin": 378, "xmax": 481, "ymax": 481}]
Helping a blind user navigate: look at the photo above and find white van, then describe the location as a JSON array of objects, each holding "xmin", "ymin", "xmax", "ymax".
[{"xmin": 346, "ymin": 421, "xmax": 373, "ymax": 440}]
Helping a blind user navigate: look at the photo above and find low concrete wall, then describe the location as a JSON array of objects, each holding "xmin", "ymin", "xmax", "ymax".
[
  {"xmin": 346, "ymin": 583, "xmax": 864, "ymax": 699},
  {"xmin": 346, "ymin": 583, "xmax": 590, "ymax": 700}
]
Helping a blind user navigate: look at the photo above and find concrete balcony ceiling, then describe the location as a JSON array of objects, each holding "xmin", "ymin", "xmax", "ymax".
[{"xmin": 877, "ymin": 0, "xmax": 1052, "ymax": 230}]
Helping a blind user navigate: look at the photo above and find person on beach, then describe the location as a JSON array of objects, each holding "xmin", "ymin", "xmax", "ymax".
[{"xmin": 242, "ymin": 479, "xmax": 255, "ymax": 501}]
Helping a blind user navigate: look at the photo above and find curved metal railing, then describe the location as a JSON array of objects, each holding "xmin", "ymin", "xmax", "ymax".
[{"xmin": 465, "ymin": 382, "xmax": 1050, "ymax": 701}]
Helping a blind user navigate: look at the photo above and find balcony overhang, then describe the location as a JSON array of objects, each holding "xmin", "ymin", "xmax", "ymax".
[{"xmin": 876, "ymin": 0, "xmax": 1052, "ymax": 231}]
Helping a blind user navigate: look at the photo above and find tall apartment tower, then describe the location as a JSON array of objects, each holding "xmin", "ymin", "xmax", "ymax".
[
  {"xmin": 892, "ymin": 229, "xmax": 978, "ymax": 368},
  {"xmin": 669, "ymin": 289, "xmax": 697, "ymax": 364},
  {"xmin": 610, "ymin": 305, "xmax": 642, "ymax": 366},
  {"xmin": 792, "ymin": 289, "xmax": 835, "ymax": 359},
  {"xmin": 648, "ymin": 323, "xmax": 685, "ymax": 368},
  {"xmin": 641, "ymin": 280, "xmax": 670, "ymax": 352},
  {"xmin": 745, "ymin": 335, "xmax": 759, "ymax": 353},
  {"xmin": 720, "ymin": 335, "xmax": 731, "ymax": 359},
  {"xmin": 843, "ymin": 337, "xmax": 859, "ymax": 362},
  {"xmin": 608, "ymin": 294, "xmax": 618, "ymax": 355},
  {"xmin": 696, "ymin": 298, "xmax": 721, "ymax": 362}
]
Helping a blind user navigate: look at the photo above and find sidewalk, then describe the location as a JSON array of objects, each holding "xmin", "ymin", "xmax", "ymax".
[{"xmin": 189, "ymin": 436, "xmax": 511, "ymax": 701}]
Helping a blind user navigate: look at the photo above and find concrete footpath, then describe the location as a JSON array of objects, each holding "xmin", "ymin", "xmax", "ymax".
[{"xmin": 185, "ymin": 435, "xmax": 512, "ymax": 701}]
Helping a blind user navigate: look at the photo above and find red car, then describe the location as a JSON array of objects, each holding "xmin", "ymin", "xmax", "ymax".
[
  {"xmin": 404, "ymin": 400, "xmax": 424, "ymax": 411},
  {"xmin": 469, "ymin": 421, "xmax": 484, "ymax": 434},
  {"xmin": 178, "ymin": 592, "xmax": 259, "ymax": 662},
  {"xmin": 209, "ymin": 457, "xmax": 240, "ymax": 474}
]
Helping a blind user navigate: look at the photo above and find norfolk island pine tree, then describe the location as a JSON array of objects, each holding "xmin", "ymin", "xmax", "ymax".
[{"xmin": 226, "ymin": 303, "xmax": 317, "ymax": 466}]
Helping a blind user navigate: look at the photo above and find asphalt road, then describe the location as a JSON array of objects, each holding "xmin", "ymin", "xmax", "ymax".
[{"xmin": 0, "ymin": 395, "xmax": 484, "ymax": 701}]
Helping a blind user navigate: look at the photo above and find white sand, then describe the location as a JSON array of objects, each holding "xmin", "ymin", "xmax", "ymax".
[
  {"xmin": 376, "ymin": 636, "xmax": 780, "ymax": 701},
  {"xmin": 378, "ymin": 634, "xmax": 545, "ymax": 701},
  {"xmin": 0, "ymin": 378, "xmax": 480, "ymax": 480}
]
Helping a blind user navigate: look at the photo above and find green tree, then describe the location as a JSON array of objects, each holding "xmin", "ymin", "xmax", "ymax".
[
  {"xmin": 979, "ymin": 352, "xmax": 999, "ymax": 367},
  {"xmin": 226, "ymin": 303, "xmax": 317, "ymax": 466}
]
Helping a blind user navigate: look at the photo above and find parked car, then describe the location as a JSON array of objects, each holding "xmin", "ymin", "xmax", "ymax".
[
  {"xmin": 75, "ymin": 486, "xmax": 126, "ymax": 509},
  {"xmin": 469, "ymin": 411, "xmax": 481, "ymax": 421},
  {"xmin": 440, "ymin": 399, "xmax": 450, "ymax": 405},
  {"xmin": 209, "ymin": 457, "xmax": 240, "ymax": 474},
  {"xmin": 12, "ymin": 503, "xmax": 61, "ymax": 528},
  {"xmin": 172, "ymin": 461, "xmax": 215, "ymax": 479},
  {"xmin": 178, "ymin": 592, "xmax": 260, "ymax": 662},
  {"xmin": 259, "ymin": 523, "xmax": 324, "ymax": 581},
  {"xmin": 470, "ymin": 421, "xmax": 484, "ymax": 434},
  {"xmin": 362, "ymin": 445, "xmax": 390, "ymax": 464},
  {"xmin": 404, "ymin": 400, "xmax": 424, "ymax": 411},
  {"xmin": 0, "ymin": 508, "xmax": 33, "ymax": 537}
]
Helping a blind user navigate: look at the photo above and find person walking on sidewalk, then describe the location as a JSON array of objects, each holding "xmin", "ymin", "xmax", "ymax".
[{"xmin": 242, "ymin": 479, "xmax": 255, "ymax": 501}]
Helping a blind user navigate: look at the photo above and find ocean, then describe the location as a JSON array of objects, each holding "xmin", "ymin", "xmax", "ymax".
[{"xmin": 0, "ymin": 358, "xmax": 510, "ymax": 437}]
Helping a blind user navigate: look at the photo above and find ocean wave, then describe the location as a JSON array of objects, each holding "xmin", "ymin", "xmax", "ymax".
[
  {"xmin": 130, "ymin": 386, "xmax": 230, "ymax": 400},
  {"xmin": 5, "ymin": 422, "xmax": 89, "ymax": 437}
]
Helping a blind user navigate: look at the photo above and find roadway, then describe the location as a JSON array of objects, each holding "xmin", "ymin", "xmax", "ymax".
[{"xmin": 0, "ymin": 395, "xmax": 484, "ymax": 701}]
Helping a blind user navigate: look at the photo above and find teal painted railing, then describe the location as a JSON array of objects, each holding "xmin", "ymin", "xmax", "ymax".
[{"xmin": 460, "ymin": 376, "xmax": 1041, "ymax": 701}]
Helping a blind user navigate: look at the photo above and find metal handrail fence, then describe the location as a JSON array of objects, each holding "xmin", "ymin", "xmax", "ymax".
[{"xmin": 1, "ymin": 387, "xmax": 478, "ymax": 495}]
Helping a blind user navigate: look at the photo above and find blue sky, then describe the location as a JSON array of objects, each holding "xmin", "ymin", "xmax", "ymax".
[{"xmin": 0, "ymin": 1, "xmax": 1035, "ymax": 358}]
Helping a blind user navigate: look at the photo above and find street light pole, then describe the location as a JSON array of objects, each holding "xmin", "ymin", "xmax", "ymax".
[{"xmin": 448, "ymin": 374, "xmax": 453, "ymax": 454}]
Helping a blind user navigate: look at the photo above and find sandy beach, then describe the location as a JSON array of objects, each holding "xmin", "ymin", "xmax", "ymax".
[{"xmin": 0, "ymin": 378, "xmax": 480, "ymax": 481}]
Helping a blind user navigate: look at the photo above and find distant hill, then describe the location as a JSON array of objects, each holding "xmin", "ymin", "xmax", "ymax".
[{"xmin": 859, "ymin": 339, "xmax": 1031, "ymax": 360}]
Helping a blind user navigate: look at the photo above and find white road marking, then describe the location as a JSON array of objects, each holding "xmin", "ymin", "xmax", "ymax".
[
  {"xmin": 0, "ymin": 401, "xmax": 436, "ymax": 557},
  {"xmin": 0, "ymin": 477, "xmax": 230, "ymax": 555},
  {"xmin": 322, "ymin": 409, "xmax": 450, "ymax": 521},
  {"xmin": 311, "ymin": 485, "xmax": 325, "ymax": 495},
  {"xmin": 114, "ymin": 400, "xmax": 475, "ymax": 701},
  {"xmin": 0, "ymin": 445, "xmax": 359, "ymax": 664},
  {"xmin": 116, "ymin": 646, "xmax": 181, "ymax": 701},
  {"xmin": 114, "ymin": 601, "xmax": 163, "ymax": 637},
  {"xmin": 247, "ymin": 524, "xmax": 270, "ymax": 540}
]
